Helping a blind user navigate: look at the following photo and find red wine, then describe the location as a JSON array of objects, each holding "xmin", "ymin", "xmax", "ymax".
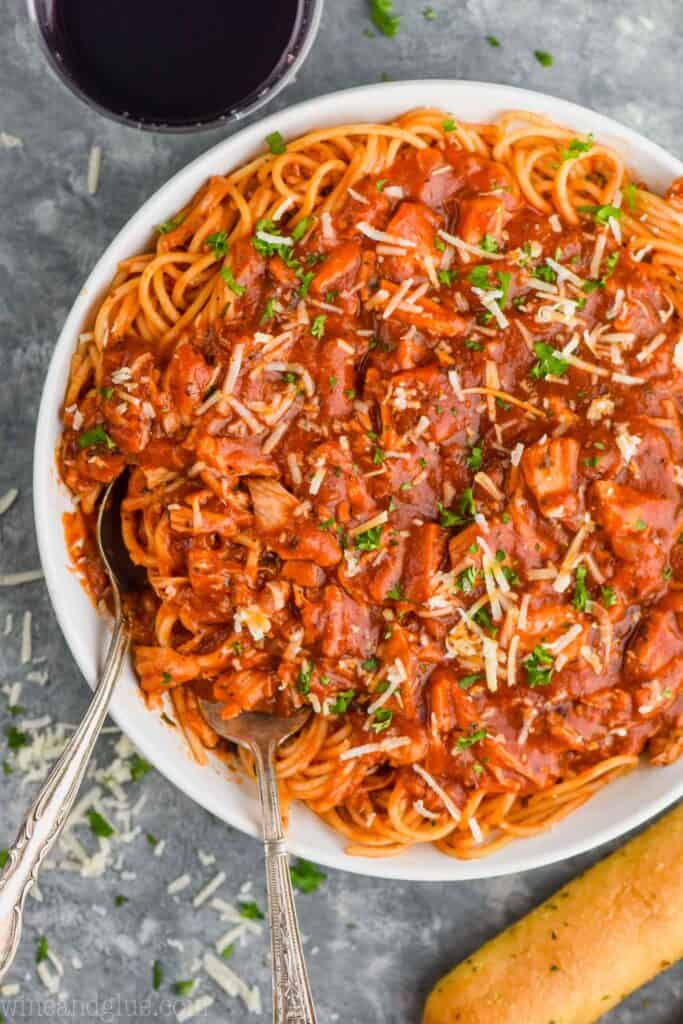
[{"xmin": 35, "ymin": 0, "xmax": 304, "ymax": 128}]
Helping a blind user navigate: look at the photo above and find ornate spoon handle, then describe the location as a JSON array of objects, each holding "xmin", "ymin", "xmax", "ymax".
[
  {"xmin": 0, "ymin": 619, "xmax": 128, "ymax": 980},
  {"xmin": 252, "ymin": 742, "xmax": 317, "ymax": 1024}
]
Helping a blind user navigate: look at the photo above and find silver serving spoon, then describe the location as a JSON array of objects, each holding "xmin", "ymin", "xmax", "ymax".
[
  {"xmin": 198, "ymin": 699, "xmax": 317, "ymax": 1024},
  {"xmin": 0, "ymin": 469, "xmax": 146, "ymax": 980}
]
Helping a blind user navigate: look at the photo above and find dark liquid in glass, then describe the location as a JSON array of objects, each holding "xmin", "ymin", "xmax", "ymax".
[{"xmin": 36, "ymin": 0, "xmax": 302, "ymax": 127}]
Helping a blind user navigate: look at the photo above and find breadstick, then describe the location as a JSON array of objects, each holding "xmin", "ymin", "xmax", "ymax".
[{"xmin": 424, "ymin": 803, "xmax": 683, "ymax": 1024}]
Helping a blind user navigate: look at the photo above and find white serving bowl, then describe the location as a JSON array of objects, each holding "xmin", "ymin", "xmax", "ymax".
[{"xmin": 34, "ymin": 80, "xmax": 683, "ymax": 880}]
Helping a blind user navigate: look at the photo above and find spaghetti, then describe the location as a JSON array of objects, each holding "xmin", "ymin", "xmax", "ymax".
[{"xmin": 59, "ymin": 109, "xmax": 683, "ymax": 859}]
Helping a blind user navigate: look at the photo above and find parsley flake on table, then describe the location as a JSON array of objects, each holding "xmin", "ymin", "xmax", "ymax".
[
  {"xmin": 290, "ymin": 858, "xmax": 327, "ymax": 893},
  {"xmin": 486, "ymin": 35, "xmax": 500, "ymax": 47},
  {"xmin": 87, "ymin": 809, "xmax": 115, "ymax": 838},
  {"xmin": 36, "ymin": 935, "xmax": 49, "ymax": 964},
  {"xmin": 369, "ymin": 0, "xmax": 401, "ymax": 37},
  {"xmin": 239, "ymin": 900, "xmax": 265, "ymax": 920},
  {"xmin": 152, "ymin": 960, "xmax": 164, "ymax": 991},
  {"xmin": 534, "ymin": 49, "xmax": 554, "ymax": 67},
  {"xmin": 129, "ymin": 753, "xmax": 151, "ymax": 782}
]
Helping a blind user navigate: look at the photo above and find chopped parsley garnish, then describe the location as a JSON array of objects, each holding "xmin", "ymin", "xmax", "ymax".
[
  {"xmin": 7, "ymin": 705, "xmax": 25, "ymax": 716},
  {"xmin": 456, "ymin": 566, "xmax": 480, "ymax": 594},
  {"xmin": 87, "ymin": 809, "xmax": 114, "ymax": 838},
  {"xmin": 372, "ymin": 446, "xmax": 385, "ymax": 465},
  {"xmin": 634, "ymin": 517, "xmax": 647, "ymax": 531},
  {"xmin": 456, "ymin": 728, "xmax": 487, "ymax": 749},
  {"xmin": 266, "ymin": 131, "xmax": 286, "ymax": 155},
  {"xmin": 157, "ymin": 214, "xmax": 184, "ymax": 235},
  {"xmin": 153, "ymin": 960, "xmax": 164, "ymax": 991},
  {"xmin": 533, "ymin": 264, "xmax": 557, "ymax": 284},
  {"xmin": 173, "ymin": 980, "xmax": 196, "ymax": 997},
  {"xmin": 481, "ymin": 234, "xmax": 499, "ymax": 253},
  {"xmin": 534, "ymin": 49, "xmax": 554, "ymax": 67},
  {"xmin": 6, "ymin": 726, "xmax": 27, "ymax": 749},
  {"xmin": 572, "ymin": 564, "xmax": 592, "ymax": 612},
  {"xmin": 464, "ymin": 338, "xmax": 483, "ymax": 351},
  {"xmin": 298, "ymin": 270, "xmax": 314, "ymax": 297},
  {"xmin": 36, "ymin": 936, "xmax": 48, "ymax": 964},
  {"xmin": 129, "ymin": 753, "xmax": 151, "ymax": 782},
  {"xmin": 290, "ymin": 858, "xmax": 326, "ymax": 893},
  {"xmin": 146, "ymin": 833, "xmax": 158, "ymax": 847},
  {"xmin": 370, "ymin": 708, "xmax": 393, "ymax": 733},
  {"xmin": 328, "ymin": 375, "xmax": 337, "ymax": 390},
  {"xmin": 206, "ymin": 230, "xmax": 229, "ymax": 258},
  {"xmin": 369, "ymin": 0, "xmax": 401, "ymax": 37},
  {"xmin": 311, "ymin": 314, "xmax": 327, "ymax": 339},
  {"xmin": 386, "ymin": 583, "xmax": 404, "ymax": 601},
  {"xmin": 252, "ymin": 218, "xmax": 287, "ymax": 256},
  {"xmin": 260, "ymin": 297, "xmax": 276, "ymax": 324},
  {"xmin": 78, "ymin": 424, "xmax": 116, "ymax": 450},
  {"xmin": 624, "ymin": 182, "xmax": 637, "ymax": 211},
  {"xmin": 523, "ymin": 645, "xmax": 554, "ymax": 687},
  {"xmin": 99, "ymin": 386, "xmax": 113, "ymax": 400},
  {"xmin": 434, "ymin": 235, "xmax": 446, "ymax": 252},
  {"xmin": 329, "ymin": 689, "xmax": 355, "ymax": 714},
  {"xmin": 292, "ymin": 217, "xmax": 312, "ymax": 242},
  {"xmin": 438, "ymin": 269, "xmax": 455, "ymax": 286},
  {"xmin": 220, "ymin": 267, "xmax": 245, "ymax": 296},
  {"xmin": 239, "ymin": 900, "xmax": 265, "ymax": 920},
  {"xmin": 355, "ymin": 525, "xmax": 383, "ymax": 552},
  {"xmin": 602, "ymin": 587, "xmax": 617, "ymax": 610},
  {"xmin": 663, "ymin": 565, "xmax": 673, "ymax": 581},
  {"xmin": 221, "ymin": 944, "xmax": 234, "ymax": 959},
  {"xmin": 578, "ymin": 203, "xmax": 622, "ymax": 225},
  {"xmin": 466, "ymin": 444, "xmax": 483, "ymax": 471},
  {"xmin": 497, "ymin": 270, "xmax": 511, "ymax": 308},
  {"xmin": 423, "ymin": 5, "xmax": 437, "ymax": 20},
  {"xmin": 362, "ymin": 656, "xmax": 381, "ymax": 672},
  {"xmin": 473, "ymin": 606, "xmax": 496, "ymax": 634},
  {"xmin": 114, "ymin": 894, "xmax": 128, "ymax": 907},
  {"xmin": 0, "ymin": 850, "xmax": 8, "ymax": 869},
  {"xmin": 530, "ymin": 341, "xmax": 568, "ymax": 380},
  {"xmin": 560, "ymin": 135, "xmax": 593, "ymax": 162},
  {"xmin": 438, "ymin": 488, "xmax": 476, "ymax": 529},
  {"xmin": 468, "ymin": 264, "xmax": 492, "ymax": 289},
  {"xmin": 442, "ymin": 118, "xmax": 456, "ymax": 132},
  {"xmin": 2, "ymin": 761, "xmax": 12, "ymax": 776},
  {"xmin": 297, "ymin": 661, "xmax": 314, "ymax": 695},
  {"xmin": 161, "ymin": 672, "xmax": 172, "ymax": 685},
  {"xmin": 486, "ymin": 34, "xmax": 500, "ymax": 47},
  {"xmin": 376, "ymin": 179, "xmax": 387, "ymax": 191},
  {"xmin": 459, "ymin": 673, "xmax": 483, "ymax": 689}
]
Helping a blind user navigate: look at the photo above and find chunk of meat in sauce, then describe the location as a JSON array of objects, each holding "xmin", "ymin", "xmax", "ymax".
[
  {"xmin": 310, "ymin": 241, "xmax": 362, "ymax": 298},
  {"xmin": 301, "ymin": 584, "xmax": 377, "ymax": 658},
  {"xmin": 522, "ymin": 437, "xmax": 581, "ymax": 519},
  {"xmin": 381, "ymin": 201, "xmax": 443, "ymax": 283}
]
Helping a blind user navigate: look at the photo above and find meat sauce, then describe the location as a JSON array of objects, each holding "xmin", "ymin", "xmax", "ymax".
[{"xmin": 60, "ymin": 141, "xmax": 683, "ymax": 813}]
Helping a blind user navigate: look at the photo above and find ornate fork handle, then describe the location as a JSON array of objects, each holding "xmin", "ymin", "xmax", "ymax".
[
  {"xmin": 0, "ymin": 619, "xmax": 128, "ymax": 981},
  {"xmin": 252, "ymin": 742, "xmax": 317, "ymax": 1024}
]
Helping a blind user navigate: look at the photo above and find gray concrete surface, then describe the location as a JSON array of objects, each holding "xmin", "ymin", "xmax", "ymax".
[{"xmin": 0, "ymin": 0, "xmax": 682, "ymax": 1020}]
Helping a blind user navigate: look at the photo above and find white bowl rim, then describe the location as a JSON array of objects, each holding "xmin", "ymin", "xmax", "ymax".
[{"xmin": 34, "ymin": 79, "xmax": 683, "ymax": 881}]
